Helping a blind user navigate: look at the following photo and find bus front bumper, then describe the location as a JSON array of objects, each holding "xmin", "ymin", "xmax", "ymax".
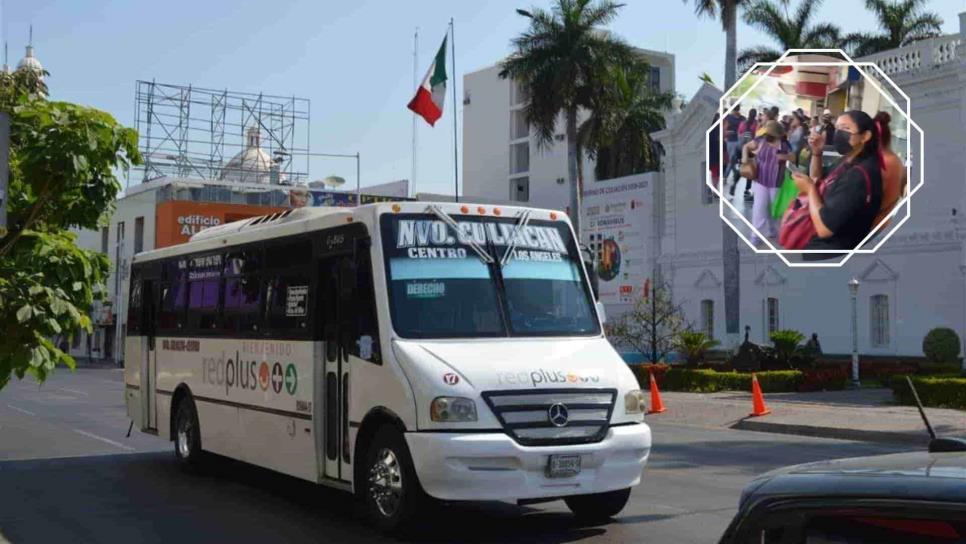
[{"xmin": 405, "ymin": 422, "xmax": 651, "ymax": 501}]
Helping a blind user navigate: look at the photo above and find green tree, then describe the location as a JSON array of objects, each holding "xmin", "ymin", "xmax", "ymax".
[
  {"xmin": 738, "ymin": 0, "xmax": 842, "ymax": 71},
  {"xmin": 676, "ymin": 330, "xmax": 720, "ymax": 368},
  {"xmin": 500, "ymin": 0, "xmax": 637, "ymax": 234},
  {"xmin": 0, "ymin": 69, "xmax": 141, "ymax": 388},
  {"xmin": 686, "ymin": 0, "xmax": 745, "ymax": 350},
  {"xmin": 580, "ymin": 63, "xmax": 673, "ymax": 181},
  {"xmin": 767, "ymin": 329, "xmax": 807, "ymax": 369},
  {"xmin": 846, "ymin": 0, "xmax": 943, "ymax": 57},
  {"xmin": 606, "ymin": 282, "xmax": 689, "ymax": 364}
]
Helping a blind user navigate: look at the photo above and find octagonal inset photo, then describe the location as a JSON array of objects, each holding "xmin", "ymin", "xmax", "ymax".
[{"xmin": 706, "ymin": 50, "xmax": 922, "ymax": 267}]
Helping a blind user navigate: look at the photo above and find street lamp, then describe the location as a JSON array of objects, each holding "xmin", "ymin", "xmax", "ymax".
[{"xmin": 848, "ymin": 277, "xmax": 861, "ymax": 388}]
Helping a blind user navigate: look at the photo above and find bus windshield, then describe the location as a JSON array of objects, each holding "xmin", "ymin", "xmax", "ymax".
[{"xmin": 380, "ymin": 213, "xmax": 600, "ymax": 339}]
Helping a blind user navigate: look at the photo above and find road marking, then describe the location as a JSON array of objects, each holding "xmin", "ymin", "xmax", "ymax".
[
  {"xmin": 6, "ymin": 404, "xmax": 35, "ymax": 416},
  {"xmin": 56, "ymin": 387, "xmax": 89, "ymax": 396},
  {"xmin": 73, "ymin": 429, "xmax": 135, "ymax": 451}
]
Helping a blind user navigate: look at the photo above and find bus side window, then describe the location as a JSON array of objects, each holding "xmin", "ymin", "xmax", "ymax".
[
  {"xmin": 348, "ymin": 246, "xmax": 380, "ymax": 364},
  {"xmin": 223, "ymin": 247, "xmax": 262, "ymax": 334},
  {"xmin": 264, "ymin": 274, "xmax": 311, "ymax": 337},
  {"xmin": 127, "ymin": 273, "xmax": 142, "ymax": 336},
  {"xmin": 158, "ymin": 281, "xmax": 186, "ymax": 331}
]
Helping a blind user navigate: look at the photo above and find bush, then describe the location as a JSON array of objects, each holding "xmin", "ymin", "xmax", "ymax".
[
  {"xmin": 642, "ymin": 368, "xmax": 803, "ymax": 393},
  {"xmin": 631, "ymin": 363, "xmax": 670, "ymax": 388},
  {"xmin": 799, "ymin": 366, "xmax": 849, "ymax": 392},
  {"xmin": 675, "ymin": 331, "xmax": 719, "ymax": 367},
  {"xmin": 890, "ymin": 375, "xmax": 966, "ymax": 410},
  {"xmin": 922, "ymin": 327, "xmax": 960, "ymax": 364},
  {"xmin": 919, "ymin": 362, "xmax": 963, "ymax": 376}
]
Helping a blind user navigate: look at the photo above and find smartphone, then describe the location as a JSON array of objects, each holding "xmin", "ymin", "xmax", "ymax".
[{"xmin": 786, "ymin": 162, "xmax": 808, "ymax": 175}]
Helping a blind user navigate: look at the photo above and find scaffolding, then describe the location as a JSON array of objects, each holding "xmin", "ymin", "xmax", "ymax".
[{"xmin": 131, "ymin": 80, "xmax": 310, "ymax": 188}]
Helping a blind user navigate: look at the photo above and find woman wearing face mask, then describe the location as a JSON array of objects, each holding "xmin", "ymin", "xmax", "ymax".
[
  {"xmin": 743, "ymin": 120, "xmax": 793, "ymax": 246},
  {"xmin": 792, "ymin": 111, "xmax": 884, "ymax": 258}
]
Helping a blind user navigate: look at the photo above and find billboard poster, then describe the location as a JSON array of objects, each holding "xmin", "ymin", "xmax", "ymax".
[
  {"xmin": 287, "ymin": 188, "xmax": 412, "ymax": 208},
  {"xmin": 580, "ymin": 174, "xmax": 653, "ymax": 310}
]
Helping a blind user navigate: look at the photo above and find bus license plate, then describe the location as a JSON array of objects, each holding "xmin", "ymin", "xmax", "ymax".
[{"xmin": 547, "ymin": 454, "xmax": 581, "ymax": 478}]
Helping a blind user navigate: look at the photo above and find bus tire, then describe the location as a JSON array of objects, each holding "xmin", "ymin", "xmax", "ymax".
[
  {"xmin": 359, "ymin": 426, "xmax": 430, "ymax": 534},
  {"xmin": 564, "ymin": 488, "xmax": 631, "ymax": 522},
  {"xmin": 174, "ymin": 395, "xmax": 204, "ymax": 470}
]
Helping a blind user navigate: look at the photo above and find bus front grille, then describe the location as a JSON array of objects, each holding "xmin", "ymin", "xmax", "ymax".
[{"xmin": 481, "ymin": 389, "xmax": 617, "ymax": 446}]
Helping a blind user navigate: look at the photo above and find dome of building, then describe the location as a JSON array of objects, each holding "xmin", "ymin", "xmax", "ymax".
[
  {"xmin": 219, "ymin": 126, "xmax": 276, "ymax": 184},
  {"xmin": 16, "ymin": 45, "xmax": 43, "ymax": 77}
]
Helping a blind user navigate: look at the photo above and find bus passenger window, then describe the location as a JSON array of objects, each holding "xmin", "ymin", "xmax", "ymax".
[
  {"xmin": 158, "ymin": 281, "xmax": 186, "ymax": 330},
  {"xmin": 265, "ymin": 275, "xmax": 311, "ymax": 337},
  {"xmin": 223, "ymin": 276, "xmax": 261, "ymax": 333}
]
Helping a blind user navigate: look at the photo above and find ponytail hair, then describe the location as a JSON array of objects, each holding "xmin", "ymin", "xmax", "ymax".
[
  {"xmin": 844, "ymin": 110, "xmax": 883, "ymax": 169},
  {"xmin": 874, "ymin": 111, "xmax": 892, "ymax": 149}
]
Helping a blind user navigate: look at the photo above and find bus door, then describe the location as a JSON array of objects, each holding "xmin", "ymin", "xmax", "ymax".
[
  {"xmin": 318, "ymin": 252, "xmax": 356, "ymax": 481},
  {"xmin": 140, "ymin": 280, "xmax": 159, "ymax": 431}
]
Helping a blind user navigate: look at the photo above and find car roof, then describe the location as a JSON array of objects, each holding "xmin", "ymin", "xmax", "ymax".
[{"xmin": 746, "ymin": 451, "xmax": 966, "ymax": 504}]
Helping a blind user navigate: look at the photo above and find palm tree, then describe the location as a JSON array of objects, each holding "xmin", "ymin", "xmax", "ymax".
[
  {"xmin": 738, "ymin": 0, "xmax": 841, "ymax": 71},
  {"xmin": 676, "ymin": 330, "xmax": 721, "ymax": 367},
  {"xmin": 500, "ymin": 0, "xmax": 636, "ymax": 235},
  {"xmin": 846, "ymin": 0, "xmax": 943, "ymax": 57},
  {"xmin": 685, "ymin": 0, "xmax": 744, "ymax": 350},
  {"xmin": 580, "ymin": 63, "xmax": 673, "ymax": 180}
]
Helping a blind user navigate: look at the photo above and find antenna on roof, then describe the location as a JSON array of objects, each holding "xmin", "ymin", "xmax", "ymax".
[{"xmin": 28, "ymin": 25, "xmax": 33, "ymax": 47}]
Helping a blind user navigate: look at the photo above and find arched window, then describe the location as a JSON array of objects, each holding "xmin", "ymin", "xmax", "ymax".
[
  {"xmin": 700, "ymin": 299, "xmax": 714, "ymax": 339},
  {"xmin": 765, "ymin": 297, "xmax": 780, "ymax": 336},
  {"xmin": 870, "ymin": 294, "xmax": 890, "ymax": 347}
]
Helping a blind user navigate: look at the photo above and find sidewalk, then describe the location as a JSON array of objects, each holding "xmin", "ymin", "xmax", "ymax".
[{"xmin": 649, "ymin": 389, "xmax": 966, "ymax": 446}]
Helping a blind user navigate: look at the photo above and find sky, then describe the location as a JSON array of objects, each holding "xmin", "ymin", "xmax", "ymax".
[{"xmin": 7, "ymin": 0, "xmax": 966, "ymax": 197}]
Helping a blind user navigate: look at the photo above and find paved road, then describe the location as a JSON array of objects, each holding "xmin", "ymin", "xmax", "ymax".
[{"xmin": 0, "ymin": 370, "xmax": 910, "ymax": 543}]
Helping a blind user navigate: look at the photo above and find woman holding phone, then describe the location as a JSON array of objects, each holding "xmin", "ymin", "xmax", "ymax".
[
  {"xmin": 743, "ymin": 120, "xmax": 793, "ymax": 246},
  {"xmin": 790, "ymin": 111, "xmax": 884, "ymax": 259}
]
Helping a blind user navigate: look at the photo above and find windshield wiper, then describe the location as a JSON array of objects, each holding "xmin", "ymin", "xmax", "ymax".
[
  {"xmin": 425, "ymin": 205, "xmax": 494, "ymax": 264},
  {"xmin": 500, "ymin": 210, "xmax": 532, "ymax": 267}
]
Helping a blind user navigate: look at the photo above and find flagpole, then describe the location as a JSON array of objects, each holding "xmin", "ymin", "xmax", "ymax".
[
  {"xmin": 411, "ymin": 27, "xmax": 418, "ymax": 198},
  {"xmin": 450, "ymin": 18, "xmax": 458, "ymax": 203}
]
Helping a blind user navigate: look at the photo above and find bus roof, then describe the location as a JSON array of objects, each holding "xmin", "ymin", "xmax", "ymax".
[{"xmin": 132, "ymin": 201, "xmax": 571, "ymax": 264}]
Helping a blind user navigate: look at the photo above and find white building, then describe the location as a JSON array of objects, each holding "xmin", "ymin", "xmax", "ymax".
[
  {"xmin": 462, "ymin": 48, "xmax": 675, "ymax": 209},
  {"xmin": 650, "ymin": 15, "xmax": 966, "ymax": 358}
]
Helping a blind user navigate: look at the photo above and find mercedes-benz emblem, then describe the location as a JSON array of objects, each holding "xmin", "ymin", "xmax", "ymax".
[{"xmin": 548, "ymin": 403, "xmax": 569, "ymax": 427}]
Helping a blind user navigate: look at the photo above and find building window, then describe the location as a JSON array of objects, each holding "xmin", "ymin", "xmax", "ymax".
[
  {"xmin": 511, "ymin": 80, "xmax": 528, "ymax": 107},
  {"xmin": 649, "ymin": 65, "xmax": 661, "ymax": 92},
  {"xmin": 510, "ymin": 142, "xmax": 529, "ymax": 175},
  {"xmin": 870, "ymin": 294, "xmax": 890, "ymax": 347},
  {"xmin": 701, "ymin": 161, "xmax": 713, "ymax": 205},
  {"xmin": 765, "ymin": 297, "xmax": 780, "ymax": 336},
  {"xmin": 511, "ymin": 109, "xmax": 528, "ymax": 140},
  {"xmin": 134, "ymin": 217, "xmax": 144, "ymax": 254},
  {"xmin": 700, "ymin": 299, "xmax": 714, "ymax": 339},
  {"xmin": 510, "ymin": 177, "xmax": 530, "ymax": 202},
  {"xmin": 101, "ymin": 227, "xmax": 109, "ymax": 254}
]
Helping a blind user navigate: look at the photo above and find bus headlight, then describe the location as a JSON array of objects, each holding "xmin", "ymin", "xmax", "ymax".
[
  {"xmin": 624, "ymin": 390, "xmax": 647, "ymax": 414},
  {"xmin": 430, "ymin": 397, "xmax": 478, "ymax": 422}
]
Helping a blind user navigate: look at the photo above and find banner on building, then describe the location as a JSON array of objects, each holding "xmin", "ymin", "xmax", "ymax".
[{"xmin": 580, "ymin": 174, "xmax": 653, "ymax": 308}]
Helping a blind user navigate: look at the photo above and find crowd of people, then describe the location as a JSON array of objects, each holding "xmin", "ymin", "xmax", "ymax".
[{"xmin": 709, "ymin": 104, "xmax": 906, "ymax": 259}]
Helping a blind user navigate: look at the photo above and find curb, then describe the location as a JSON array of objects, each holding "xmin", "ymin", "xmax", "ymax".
[{"xmin": 731, "ymin": 419, "xmax": 932, "ymax": 446}]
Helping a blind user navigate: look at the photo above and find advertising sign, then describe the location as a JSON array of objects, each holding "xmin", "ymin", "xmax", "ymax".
[
  {"xmin": 155, "ymin": 201, "xmax": 287, "ymax": 248},
  {"xmin": 287, "ymin": 188, "xmax": 411, "ymax": 208},
  {"xmin": 580, "ymin": 174, "xmax": 653, "ymax": 311}
]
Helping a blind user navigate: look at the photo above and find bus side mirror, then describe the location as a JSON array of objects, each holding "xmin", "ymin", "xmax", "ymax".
[{"xmin": 579, "ymin": 244, "xmax": 599, "ymax": 301}]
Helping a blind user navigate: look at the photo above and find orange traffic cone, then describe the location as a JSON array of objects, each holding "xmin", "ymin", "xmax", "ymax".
[
  {"xmin": 647, "ymin": 371, "xmax": 666, "ymax": 414},
  {"xmin": 749, "ymin": 373, "xmax": 771, "ymax": 417}
]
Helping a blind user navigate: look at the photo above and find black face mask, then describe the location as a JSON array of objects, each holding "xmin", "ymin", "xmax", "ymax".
[{"xmin": 832, "ymin": 129, "xmax": 854, "ymax": 155}]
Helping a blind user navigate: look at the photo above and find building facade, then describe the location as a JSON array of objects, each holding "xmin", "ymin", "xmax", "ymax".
[
  {"xmin": 462, "ymin": 48, "xmax": 676, "ymax": 209},
  {"xmin": 650, "ymin": 15, "xmax": 966, "ymax": 358}
]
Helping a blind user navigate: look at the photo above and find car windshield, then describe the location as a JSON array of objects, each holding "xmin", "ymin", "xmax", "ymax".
[{"xmin": 380, "ymin": 212, "xmax": 600, "ymax": 339}]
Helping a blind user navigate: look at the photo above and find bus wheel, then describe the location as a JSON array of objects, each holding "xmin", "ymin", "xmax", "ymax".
[
  {"xmin": 564, "ymin": 488, "xmax": 631, "ymax": 522},
  {"xmin": 174, "ymin": 396, "xmax": 203, "ymax": 470},
  {"xmin": 361, "ymin": 427, "xmax": 429, "ymax": 534}
]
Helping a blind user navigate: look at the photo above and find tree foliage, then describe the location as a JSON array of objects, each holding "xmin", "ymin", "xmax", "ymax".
[
  {"xmin": 675, "ymin": 330, "xmax": 720, "ymax": 368},
  {"xmin": 845, "ymin": 0, "xmax": 943, "ymax": 57},
  {"xmin": 0, "ymin": 67, "xmax": 141, "ymax": 388},
  {"xmin": 500, "ymin": 0, "xmax": 637, "ymax": 232},
  {"xmin": 606, "ymin": 283, "xmax": 689, "ymax": 364},
  {"xmin": 580, "ymin": 63, "xmax": 673, "ymax": 181},
  {"xmin": 738, "ymin": 0, "xmax": 842, "ymax": 71}
]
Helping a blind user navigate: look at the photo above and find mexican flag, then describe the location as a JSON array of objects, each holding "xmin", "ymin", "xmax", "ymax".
[{"xmin": 408, "ymin": 36, "xmax": 447, "ymax": 126}]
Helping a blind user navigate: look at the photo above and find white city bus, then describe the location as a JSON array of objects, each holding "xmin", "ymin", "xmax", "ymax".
[{"xmin": 124, "ymin": 201, "xmax": 652, "ymax": 531}]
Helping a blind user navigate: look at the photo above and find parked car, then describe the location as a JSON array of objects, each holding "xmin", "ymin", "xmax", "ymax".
[{"xmin": 719, "ymin": 446, "xmax": 966, "ymax": 543}]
